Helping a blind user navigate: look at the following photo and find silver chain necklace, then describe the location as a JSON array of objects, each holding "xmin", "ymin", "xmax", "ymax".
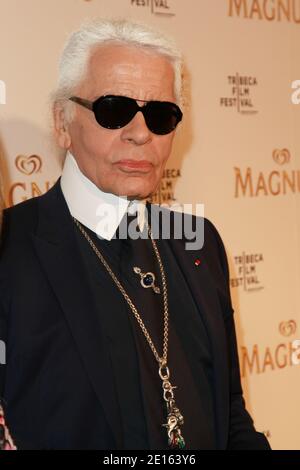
[{"xmin": 73, "ymin": 216, "xmax": 185, "ymax": 449}]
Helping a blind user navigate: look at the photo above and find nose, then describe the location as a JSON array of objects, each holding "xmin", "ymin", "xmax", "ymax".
[{"xmin": 120, "ymin": 109, "xmax": 152, "ymax": 145}]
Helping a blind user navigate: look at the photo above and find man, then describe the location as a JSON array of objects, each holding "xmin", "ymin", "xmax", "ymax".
[{"xmin": 0, "ymin": 19, "xmax": 270, "ymax": 450}]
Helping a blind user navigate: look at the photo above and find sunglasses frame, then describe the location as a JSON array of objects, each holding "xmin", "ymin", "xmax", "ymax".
[{"xmin": 69, "ymin": 95, "xmax": 183, "ymax": 135}]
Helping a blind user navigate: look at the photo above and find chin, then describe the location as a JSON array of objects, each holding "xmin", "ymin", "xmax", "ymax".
[
  {"xmin": 125, "ymin": 191, "xmax": 151, "ymax": 200},
  {"xmin": 116, "ymin": 183, "xmax": 154, "ymax": 200}
]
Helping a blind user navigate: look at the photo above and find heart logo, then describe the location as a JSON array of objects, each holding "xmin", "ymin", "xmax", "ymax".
[{"xmin": 15, "ymin": 154, "xmax": 42, "ymax": 175}]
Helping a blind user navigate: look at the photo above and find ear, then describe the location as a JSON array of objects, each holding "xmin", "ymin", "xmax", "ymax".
[{"xmin": 53, "ymin": 103, "xmax": 72, "ymax": 149}]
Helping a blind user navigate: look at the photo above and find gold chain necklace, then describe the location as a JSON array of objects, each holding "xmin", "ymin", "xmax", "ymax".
[{"xmin": 73, "ymin": 216, "xmax": 185, "ymax": 449}]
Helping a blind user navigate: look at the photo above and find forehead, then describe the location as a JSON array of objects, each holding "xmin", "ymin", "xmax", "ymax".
[{"xmin": 78, "ymin": 43, "xmax": 175, "ymax": 101}]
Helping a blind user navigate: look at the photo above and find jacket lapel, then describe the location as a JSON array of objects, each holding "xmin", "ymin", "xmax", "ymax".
[
  {"xmin": 31, "ymin": 180, "xmax": 127, "ymax": 448},
  {"xmin": 155, "ymin": 208, "xmax": 229, "ymax": 449}
]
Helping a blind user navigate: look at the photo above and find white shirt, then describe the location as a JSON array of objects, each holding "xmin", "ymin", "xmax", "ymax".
[{"xmin": 60, "ymin": 151, "xmax": 146, "ymax": 239}]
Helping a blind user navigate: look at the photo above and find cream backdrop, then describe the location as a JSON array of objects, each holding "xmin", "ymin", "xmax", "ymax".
[{"xmin": 1, "ymin": 0, "xmax": 300, "ymax": 450}]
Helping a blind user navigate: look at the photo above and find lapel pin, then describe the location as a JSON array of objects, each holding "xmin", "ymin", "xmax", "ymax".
[{"xmin": 194, "ymin": 258, "xmax": 201, "ymax": 267}]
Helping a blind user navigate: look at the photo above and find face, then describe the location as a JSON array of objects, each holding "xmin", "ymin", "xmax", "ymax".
[{"xmin": 54, "ymin": 44, "xmax": 178, "ymax": 199}]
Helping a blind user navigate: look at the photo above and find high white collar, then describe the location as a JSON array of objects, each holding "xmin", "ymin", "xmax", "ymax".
[{"xmin": 60, "ymin": 151, "xmax": 146, "ymax": 239}]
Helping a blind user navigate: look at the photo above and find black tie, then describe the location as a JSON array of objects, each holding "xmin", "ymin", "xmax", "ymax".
[
  {"xmin": 118, "ymin": 212, "xmax": 164, "ymax": 347},
  {"xmin": 118, "ymin": 211, "xmax": 168, "ymax": 449}
]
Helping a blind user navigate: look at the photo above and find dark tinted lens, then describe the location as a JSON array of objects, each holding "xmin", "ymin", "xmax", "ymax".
[
  {"xmin": 93, "ymin": 96, "xmax": 137, "ymax": 129},
  {"xmin": 143, "ymin": 101, "xmax": 182, "ymax": 135}
]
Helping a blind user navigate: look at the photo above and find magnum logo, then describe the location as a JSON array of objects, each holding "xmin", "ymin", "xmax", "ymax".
[
  {"xmin": 220, "ymin": 74, "xmax": 258, "ymax": 114},
  {"xmin": 240, "ymin": 320, "xmax": 300, "ymax": 377},
  {"xmin": 272, "ymin": 148, "xmax": 290, "ymax": 165},
  {"xmin": 15, "ymin": 154, "xmax": 42, "ymax": 175},
  {"xmin": 234, "ymin": 149, "xmax": 300, "ymax": 197},
  {"xmin": 228, "ymin": 0, "xmax": 300, "ymax": 23},
  {"xmin": 8, "ymin": 154, "xmax": 54, "ymax": 207},
  {"xmin": 279, "ymin": 319, "xmax": 297, "ymax": 336},
  {"xmin": 240, "ymin": 342, "xmax": 299, "ymax": 376},
  {"xmin": 240, "ymin": 321, "xmax": 300, "ymax": 376}
]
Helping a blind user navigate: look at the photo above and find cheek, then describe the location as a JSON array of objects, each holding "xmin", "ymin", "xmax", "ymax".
[
  {"xmin": 70, "ymin": 120, "xmax": 120, "ymax": 160},
  {"xmin": 154, "ymin": 135, "xmax": 174, "ymax": 165}
]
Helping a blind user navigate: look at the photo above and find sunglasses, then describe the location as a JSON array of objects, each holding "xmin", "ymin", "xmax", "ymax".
[{"xmin": 69, "ymin": 95, "xmax": 183, "ymax": 135}]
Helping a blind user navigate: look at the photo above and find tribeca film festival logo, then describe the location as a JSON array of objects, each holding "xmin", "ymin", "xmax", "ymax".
[
  {"xmin": 234, "ymin": 148, "xmax": 300, "ymax": 198},
  {"xmin": 0, "ymin": 80, "xmax": 6, "ymax": 104},
  {"xmin": 8, "ymin": 154, "xmax": 53, "ymax": 207},
  {"xmin": 240, "ymin": 320, "xmax": 300, "ymax": 377},
  {"xmin": 228, "ymin": 0, "xmax": 300, "ymax": 23},
  {"xmin": 230, "ymin": 252, "xmax": 264, "ymax": 292},
  {"xmin": 220, "ymin": 74, "xmax": 258, "ymax": 115},
  {"xmin": 83, "ymin": 0, "xmax": 175, "ymax": 16},
  {"xmin": 130, "ymin": 0, "xmax": 175, "ymax": 16},
  {"xmin": 149, "ymin": 167, "xmax": 181, "ymax": 205}
]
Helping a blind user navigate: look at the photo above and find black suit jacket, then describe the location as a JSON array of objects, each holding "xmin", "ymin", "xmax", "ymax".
[{"xmin": 0, "ymin": 180, "xmax": 270, "ymax": 449}]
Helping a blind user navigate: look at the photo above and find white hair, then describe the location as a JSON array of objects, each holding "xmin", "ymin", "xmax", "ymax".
[{"xmin": 52, "ymin": 18, "xmax": 183, "ymax": 121}]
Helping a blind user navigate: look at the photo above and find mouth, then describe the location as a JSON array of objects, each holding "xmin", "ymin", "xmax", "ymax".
[{"xmin": 115, "ymin": 159, "xmax": 153, "ymax": 173}]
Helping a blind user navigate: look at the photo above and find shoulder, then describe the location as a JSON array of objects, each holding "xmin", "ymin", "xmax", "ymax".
[{"xmin": 1, "ymin": 180, "xmax": 60, "ymax": 243}]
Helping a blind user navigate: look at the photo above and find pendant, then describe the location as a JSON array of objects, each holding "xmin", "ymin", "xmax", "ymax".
[
  {"xmin": 159, "ymin": 361, "xmax": 185, "ymax": 449},
  {"xmin": 133, "ymin": 267, "xmax": 160, "ymax": 294}
]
